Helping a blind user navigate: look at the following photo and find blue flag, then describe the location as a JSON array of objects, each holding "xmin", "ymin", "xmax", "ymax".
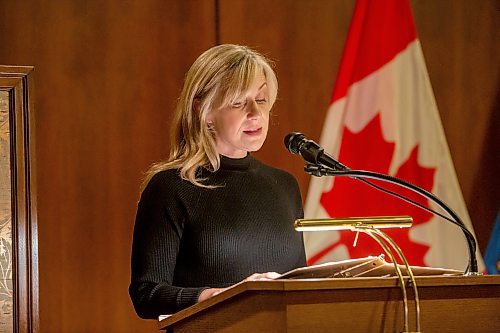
[{"xmin": 484, "ymin": 211, "xmax": 500, "ymax": 274}]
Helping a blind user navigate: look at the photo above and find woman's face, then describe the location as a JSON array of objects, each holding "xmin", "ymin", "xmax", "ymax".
[{"xmin": 207, "ymin": 72, "xmax": 271, "ymax": 158}]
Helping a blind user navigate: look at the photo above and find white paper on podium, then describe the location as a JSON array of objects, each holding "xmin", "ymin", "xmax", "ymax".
[{"xmin": 278, "ymin": 255, "xmax": 463, "ymax": 279}]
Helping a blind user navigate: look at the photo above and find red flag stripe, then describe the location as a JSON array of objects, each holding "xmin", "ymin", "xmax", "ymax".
[{"xmin": 331, "ymin": 0, "xmax": 417, "ymax": 103}]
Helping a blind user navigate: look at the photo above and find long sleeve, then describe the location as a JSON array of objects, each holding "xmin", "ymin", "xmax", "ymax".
[{"xmin": 129, "ymin": 173, "xmax": 207, "ymax": 319}]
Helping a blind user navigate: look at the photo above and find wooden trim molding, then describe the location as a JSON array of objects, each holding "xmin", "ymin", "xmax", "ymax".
[{"xmin": 0, "ymin": 65, "xmax": 39, "ymax": 333}]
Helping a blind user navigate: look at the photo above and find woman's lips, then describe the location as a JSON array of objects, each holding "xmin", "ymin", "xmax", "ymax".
[{"xmin": 243, "ymin": 127, "xmax": 262, "ymax": 136}]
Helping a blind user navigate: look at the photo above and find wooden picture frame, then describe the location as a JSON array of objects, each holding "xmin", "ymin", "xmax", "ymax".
[{"xmin": 0, "ymin": 66, "xmax": 39, "ymax": 333}]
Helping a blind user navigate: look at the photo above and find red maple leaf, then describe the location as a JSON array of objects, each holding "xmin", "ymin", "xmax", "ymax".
[{"xmin": 309, "ymin": 113, "xmax": 435, "ymax": 266}]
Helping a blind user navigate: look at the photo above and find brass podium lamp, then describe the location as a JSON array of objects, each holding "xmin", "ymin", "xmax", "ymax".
[{"xmin": 295, "ymin": 216, "xmax": 422, "ymax": 333}]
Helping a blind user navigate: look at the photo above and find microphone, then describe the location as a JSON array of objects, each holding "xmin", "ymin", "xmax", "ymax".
[{"xmin": 284, "ymin": 132, "xmax": 348, "ymax": 170}]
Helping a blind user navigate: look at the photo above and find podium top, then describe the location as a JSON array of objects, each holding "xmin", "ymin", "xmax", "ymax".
[{"xmin": 158, "ymin": 274, "xmax": 500, "ymax": 330}]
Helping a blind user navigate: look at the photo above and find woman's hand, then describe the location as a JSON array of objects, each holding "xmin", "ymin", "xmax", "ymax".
[
  {"xmin": 198, "ymin": 288, "xmax": 226, "ymax": 302},
  {"xmin": 197, "ymin": 272, "xmax": 281, "ymax": 302},
  {"xmin": 243, "ymin": 272, "xmax": 281, "ymax": 281}
]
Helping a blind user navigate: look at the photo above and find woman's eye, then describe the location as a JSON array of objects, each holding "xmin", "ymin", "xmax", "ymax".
[
  {"xmin": 256, "ymin": 99, "xmax": 267, "ymax": 104},
  {"xmin": 232, "ymin": 101, "xmax": 244, "ymax": 108}
]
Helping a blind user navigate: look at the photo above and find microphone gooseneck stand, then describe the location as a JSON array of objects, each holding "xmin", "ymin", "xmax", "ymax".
[{"xmin": 304, "ymin": 163, "xmax": 479, "ymax": 275}]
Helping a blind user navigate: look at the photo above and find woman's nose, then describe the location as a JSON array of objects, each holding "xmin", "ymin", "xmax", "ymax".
[{"xmin": 247, "ymin": 101, "xmax": 261, "ymax": 119}]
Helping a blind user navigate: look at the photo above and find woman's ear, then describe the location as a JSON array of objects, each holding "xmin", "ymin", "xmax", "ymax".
[
  {"xmin": 193, "ymin": 98, "xmax": 201, "ymax": 112},
  {"xmin": 206, "ymin": 111, "xmax": 215, "ymax": 131}
]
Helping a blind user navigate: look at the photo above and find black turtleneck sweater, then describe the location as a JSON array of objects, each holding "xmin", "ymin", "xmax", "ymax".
[{"xmin": 129, "ymin": 154, "xmax": 306, "ymax": 319}]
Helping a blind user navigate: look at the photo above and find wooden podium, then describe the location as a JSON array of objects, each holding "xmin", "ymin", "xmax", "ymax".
[{"xmin": 159, "ymin": 275, "xmax": 500, "ymax": 333}]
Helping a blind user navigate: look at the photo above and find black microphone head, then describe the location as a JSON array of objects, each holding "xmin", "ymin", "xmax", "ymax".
[{"xmin": 284, "ymin": 132, "xmax": 306, "ymax": 154}]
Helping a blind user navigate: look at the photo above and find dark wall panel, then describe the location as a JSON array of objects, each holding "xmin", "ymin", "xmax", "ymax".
[
  {"xmin": 0, "ymin": 1, "xmax": 216, "ymax": 331},
  {"xmin": 411, "ymin": 0, "xmax": 499, "ymax": 250}
]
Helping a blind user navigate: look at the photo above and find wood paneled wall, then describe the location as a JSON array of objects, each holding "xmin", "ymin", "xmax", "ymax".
[
  {"xmin": 0, "ymin": 1, "xmax": 216, "ymax": 331},
  {"xmin": 0, "ymin": 0, "xmax": 497, "ymax": 332}
]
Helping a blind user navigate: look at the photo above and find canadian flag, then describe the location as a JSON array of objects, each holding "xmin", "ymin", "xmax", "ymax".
[{"xmin": 304, "ymin": 0, "xmax": 484, "ymax": 271}]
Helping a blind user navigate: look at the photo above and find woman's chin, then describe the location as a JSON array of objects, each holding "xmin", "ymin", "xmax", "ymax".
[{"xmin": 245, "ymin": 141, "xmax": 265, "ymax": 153}]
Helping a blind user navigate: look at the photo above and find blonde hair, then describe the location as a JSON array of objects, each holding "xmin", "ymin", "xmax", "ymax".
[{"xmin": 143, "ymin": 44, "xmax": 278, "ymax": 189}]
